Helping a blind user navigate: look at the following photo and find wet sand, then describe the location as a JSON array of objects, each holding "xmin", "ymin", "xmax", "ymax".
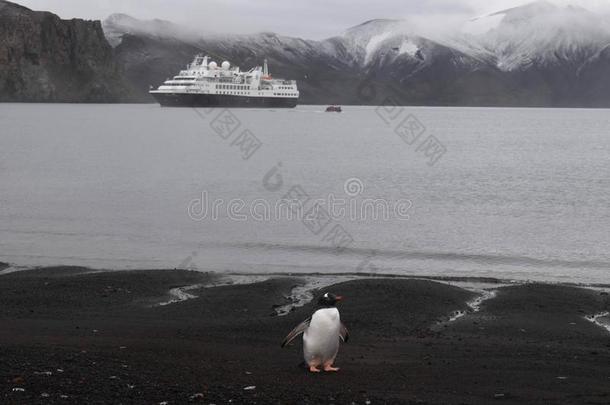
[{"xmin": 1, "ymin": 268, "xmax": 609, "ymax": 404}]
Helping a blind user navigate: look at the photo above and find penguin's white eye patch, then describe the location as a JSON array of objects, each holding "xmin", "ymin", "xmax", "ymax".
[{"xmin": 324, "ymin": 293, "xmax": 329, "ymax": 298}]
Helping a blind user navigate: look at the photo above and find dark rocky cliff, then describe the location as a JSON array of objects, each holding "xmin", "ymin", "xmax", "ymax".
[{"xmin": 0, "ymin": 1, "xmax": 141, "ymax": 102}]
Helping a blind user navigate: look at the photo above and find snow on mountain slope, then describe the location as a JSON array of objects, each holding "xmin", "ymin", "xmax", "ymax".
[
  {"xmin": 103, "ymin": 13, "xmax": 332, "ymax": 66},
  {"xmin": 103, "ymin": 13, "xmax": 210, "ymax": 47},
  {"xmin": 104, "ymin": 2, "xmax": 610, "ymax": 73},
  {"xmin": 322, "ymin": 18, "xmax": 475, "ymax": 71},
  {"xmin": 101, "ymin": 2, "xmax": 610, "ymax": 106},
  {"xmin": 460, "ymin": 1, "xmax": 610, "ymax": 71},
  {"xmin": 398, "ymin": 40, "xmax": 419, "ymax": 57},
  {"xmin": 336, "ymin": 19, "xmax": 411, "ymax": 65}
]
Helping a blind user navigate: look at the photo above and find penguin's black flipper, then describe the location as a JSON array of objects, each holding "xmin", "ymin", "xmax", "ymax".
[
  {"xmin": 339, "ymin": 323, "xmax": 349, "ymax": 343},
  {"xmin": 281, "ymin": 317, "xmax": 311, "ymax": 347}
]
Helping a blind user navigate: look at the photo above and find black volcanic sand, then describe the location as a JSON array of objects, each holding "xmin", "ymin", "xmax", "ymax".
[{"xmin": 1, "ymin": 269, "xmax": 609, "ymax": 404}]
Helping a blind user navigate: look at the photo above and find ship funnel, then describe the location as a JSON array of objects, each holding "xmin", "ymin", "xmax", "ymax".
[{"xmin": 263, "ymin": 59, "xmax": 269, "ymax": 77}]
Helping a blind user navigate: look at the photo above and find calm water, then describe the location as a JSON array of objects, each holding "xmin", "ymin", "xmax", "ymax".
[{"xmin": 1, "ymin": 104, "xmax": 609, "ymax": 284}]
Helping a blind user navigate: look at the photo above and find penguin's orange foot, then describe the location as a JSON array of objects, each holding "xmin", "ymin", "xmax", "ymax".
[
  {"xmin": 323, "ymin": 365, "xmax": 340, "ymax": 372},
  {"xmin": 309, "ymin": 365, "xmax": 321, "ymax": 373}
]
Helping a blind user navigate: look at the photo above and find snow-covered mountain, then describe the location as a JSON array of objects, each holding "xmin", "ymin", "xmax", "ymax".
[
  {"xmin": 102, "ymin": 13, "xmax": 207, "ymax": 47},
  {"xmin": 329, "ymin": 19, "xmax": 415, "ymax": 66},
  {"xmin": 460, "ymin": 0, "xmax": 610, "ymax": 71},
  {"xmin": 102, "ymin": 1, "xmax": 610, "ymax": 106}
]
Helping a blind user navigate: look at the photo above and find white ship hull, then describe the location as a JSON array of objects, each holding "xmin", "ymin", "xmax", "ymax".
[{"xmin": 151, "ymin": 92, "xmax": 298, "ymax": 108}]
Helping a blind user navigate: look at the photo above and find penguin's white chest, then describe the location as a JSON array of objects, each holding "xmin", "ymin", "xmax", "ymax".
[{"xmin": 303, "ymin": 307, "xmax": 341, "ymax": 366}]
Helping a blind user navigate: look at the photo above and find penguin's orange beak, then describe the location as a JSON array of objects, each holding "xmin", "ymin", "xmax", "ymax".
[{"xmin": 335, "ymin": 295, "xmax": 344, "ymax": 302}]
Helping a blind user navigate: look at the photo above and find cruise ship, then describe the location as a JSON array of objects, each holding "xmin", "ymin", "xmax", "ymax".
[{"xmin": 150, "ymin": 55, "xmax": 299, "ymax": 108}]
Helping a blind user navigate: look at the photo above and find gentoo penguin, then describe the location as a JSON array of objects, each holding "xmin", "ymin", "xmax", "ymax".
[{"xmin": 281, "ymin": 292, "xmax": 349, "ymax": 372}]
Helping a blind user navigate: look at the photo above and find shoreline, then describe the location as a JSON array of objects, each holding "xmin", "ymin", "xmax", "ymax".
[
  {"xmin": 3, "ymin": 264, "xmax": 610, "ymax": 321},
  {"xmin": 3, "ymin": 102, "xmax": 610, "ymax": 110},
  {"xmin": 1, "ymin": 267, "xmax": 609, "ymax": 404},
  {"xmin": 2, "ymin": 263, "xmax": 609, "ymax": 289}
]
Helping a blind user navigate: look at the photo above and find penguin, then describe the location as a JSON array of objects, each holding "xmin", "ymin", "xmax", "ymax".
[{"xmin": 281, "ymin": 292, "xmax": 349, "ymax": 372}]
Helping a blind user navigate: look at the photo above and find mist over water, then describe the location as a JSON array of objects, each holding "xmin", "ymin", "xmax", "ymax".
[{"xmin": 1, "ymin": 104, "xmax": 609, "ymax": 284}]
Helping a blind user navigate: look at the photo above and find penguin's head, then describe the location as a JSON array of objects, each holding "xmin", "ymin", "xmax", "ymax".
[{"xmin": 318, "ymin": 292, "xmax": 343, "ymax": 307}]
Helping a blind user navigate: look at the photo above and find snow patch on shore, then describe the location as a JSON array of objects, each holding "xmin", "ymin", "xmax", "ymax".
[
  {"xmin": 156, "ymin": 273, "xmax": 356, "ymax": 314},
  {"xmin": 157, "ymin": 275, "xmax": 273, "ymax": 306},
  {"xmin": 0, "ymin": 265, "xmax": 30, "ymax": 276},
  {"xmin": 156, "ymin": 272, "xmax": 513, "ymax": 320},
  {"xmin": 158, "ymin": 285, "xmax": 201, "ymax": 306},
  {"xmin": 585, "ymin": 311, "xmax": 610, "ymax": 333},
  {"xmin": 448, "ymin": 290, "xmax": 497, "ymax": 322}
]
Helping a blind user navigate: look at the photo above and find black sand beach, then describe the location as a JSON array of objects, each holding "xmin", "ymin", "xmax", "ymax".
[{"xmin": 1, "ymin": 268, "xmax": 609, "ymax": 404}]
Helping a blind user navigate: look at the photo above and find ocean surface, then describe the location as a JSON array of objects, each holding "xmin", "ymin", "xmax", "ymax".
[{"xmin": 1, "ymin": 104, "xmax": 609, "ymax": 284}]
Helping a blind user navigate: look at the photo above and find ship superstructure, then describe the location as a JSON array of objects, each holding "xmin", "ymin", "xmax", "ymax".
[{"xmin": 150, "ymin": 55, "xmax": 299, "ymax": 108}]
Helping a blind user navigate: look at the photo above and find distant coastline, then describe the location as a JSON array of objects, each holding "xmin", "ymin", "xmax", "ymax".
[{"xmin": 2, "ymin": 0, "xmax": 610, "ymax": 107}]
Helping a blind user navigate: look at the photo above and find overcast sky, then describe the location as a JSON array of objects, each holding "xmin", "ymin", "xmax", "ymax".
[{"xmin": 16, "ymin": 0, "xmax": 610, "ymax": 39}]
